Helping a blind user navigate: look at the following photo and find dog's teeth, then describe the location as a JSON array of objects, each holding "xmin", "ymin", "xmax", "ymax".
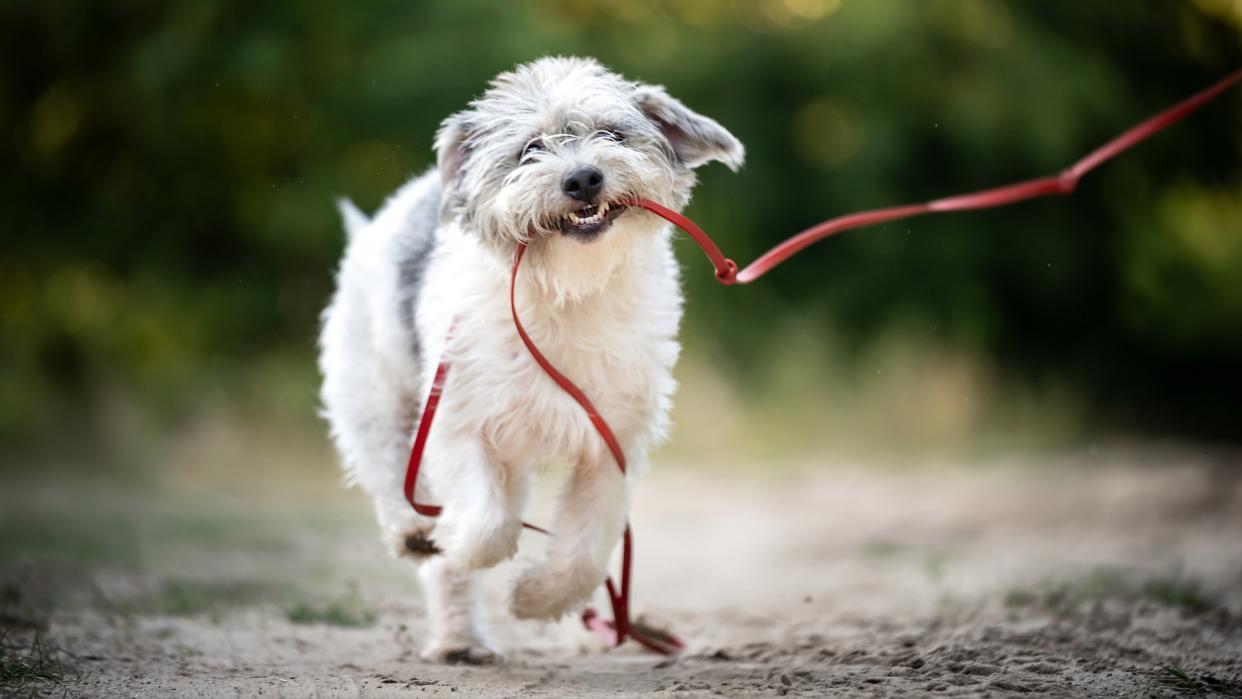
[{"xmin": 565, "ymin": 205, "xmax": 613, "ymax": 228}]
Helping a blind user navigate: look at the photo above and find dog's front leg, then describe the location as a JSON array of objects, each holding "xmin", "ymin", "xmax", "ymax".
[
  {"xmin": 431, "ymin": 435, "xmax": 528, "ymax": 571},
  {"xmin": 418, "ymin": 556, "xmax": 500, "ymax": 664},
  {"xmin": 511, "ymin": 456, "xmax": 630, "ymax": 620}
]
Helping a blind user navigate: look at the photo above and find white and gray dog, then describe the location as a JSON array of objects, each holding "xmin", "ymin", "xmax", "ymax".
[{"xmin": 319, "ymin": 56, "xmax": 743, "ymax": 663}]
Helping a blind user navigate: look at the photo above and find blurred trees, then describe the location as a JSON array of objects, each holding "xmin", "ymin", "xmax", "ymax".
[{"xmin": 1, "ymin": 0, "xmax": 1239, "ymax": 448}]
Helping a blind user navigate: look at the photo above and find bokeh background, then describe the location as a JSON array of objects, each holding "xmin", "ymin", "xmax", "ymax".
[
  {"xmin": 2, "ymin": 0, "xmax": 1241, "ymax": 472},
  {"xmin": 3, "ymin": 3, "xmax": 1242, "ymax": 694}
]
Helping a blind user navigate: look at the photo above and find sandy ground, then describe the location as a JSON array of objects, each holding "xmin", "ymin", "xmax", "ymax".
[{"xmin": 3, "ymin": 447, "xmax": 1242, "ymax": 697}]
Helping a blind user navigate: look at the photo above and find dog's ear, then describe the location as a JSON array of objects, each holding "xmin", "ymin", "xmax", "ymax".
[
  {"xmin": 435, "ymin": 112, "xmax": 471, "ymax": 185},
  {"xmin": 634, "ymin": 84, "xmax": 745, "ymax": 172}
]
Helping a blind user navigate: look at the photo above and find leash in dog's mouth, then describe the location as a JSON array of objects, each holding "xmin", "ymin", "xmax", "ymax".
[
  {"xmin": 408, "ymin": 68, "xmax": 1240, "ymax": 656},
  {"xmin": 560, "ymin": 199, "xmax": 628, "ymax": 238}
]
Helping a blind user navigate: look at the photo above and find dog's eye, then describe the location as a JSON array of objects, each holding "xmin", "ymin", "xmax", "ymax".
[
  {"xmin": 600, "ymin": 129, "xmax": 626, "ymax": 144},
  {"xmin": 519, "ymin": 139, "xmax": 545, "ymax": 163}
]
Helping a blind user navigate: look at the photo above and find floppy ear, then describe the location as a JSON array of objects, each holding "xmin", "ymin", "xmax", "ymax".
[
  {"xmin": 634, "ymin": 84, "xmax": 745, "ymax": 171},
  {"xmin": 434, "ymin": 112, "xmax": 471, "ymax": 185}
]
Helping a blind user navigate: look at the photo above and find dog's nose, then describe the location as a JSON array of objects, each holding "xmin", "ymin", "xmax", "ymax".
[{"xmin": 562, "ymin": 166, "xmax": 604, "ymax": 203}]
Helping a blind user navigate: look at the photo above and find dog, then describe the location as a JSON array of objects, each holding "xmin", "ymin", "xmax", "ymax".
[{"xmin": 318, "ymin": 56, "xmax": 743, "ymax": 663}]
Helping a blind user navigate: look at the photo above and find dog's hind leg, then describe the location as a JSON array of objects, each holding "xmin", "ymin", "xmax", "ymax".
[
  {"xmin": 323, "ymin": 376, "xmax": 438, "ymax": 560},
  {"xmin": 510, "ymin": 455, "xmax": 631, "ymax": 620},
  {"xmin": 319, "ymin": 290, "xmax": 440, "ymax": 561},
  {"xmin": 418, "ymin": 556, "xmax": 501, "ymax": 664}
]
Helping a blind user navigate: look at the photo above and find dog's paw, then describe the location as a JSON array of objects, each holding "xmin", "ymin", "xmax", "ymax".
[
  {"xmin": 441, "ymin": 511, "xmax": 522, "ymax": 571},
  {"xmin": 421, "ymin": 641, "xmax": 503, "ymax": 665},
  {"xmin": 510, "ymin": 561, "xmax": 603, "ymax": 620}
]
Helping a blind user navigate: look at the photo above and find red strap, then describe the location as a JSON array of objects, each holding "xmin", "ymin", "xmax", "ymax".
[
  {"xmin": 399, "ymin": 246, "xmax": 685, "ymax": 655},
  {"xmin": 629, "ymin": 68, "xmax": 1242, "ymax": 285},
  {"xmin": 403, "ymin": 337, "xmax": 451, "ymax": 517},
  {"xmin": 508, "ymin": 244, "xmax": 628, "ymax": 476},
  {"xmin": 402, "ymin": 69, "xmax": 1238, "ymax": 657},
  {"xmin": 508, "ymin": 243, "xmax": 683, "ymax": 654}
]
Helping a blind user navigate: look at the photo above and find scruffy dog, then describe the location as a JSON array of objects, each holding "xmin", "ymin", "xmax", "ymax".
[{"xmin": 319, "ymin": 57, "xmax": 743, "ymax": 663}]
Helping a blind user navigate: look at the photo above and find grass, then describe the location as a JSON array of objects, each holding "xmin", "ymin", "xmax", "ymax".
[
  {"xmin": 100, "ymin": 578, "xmax": 293, "ymax": 622},
  {"xmin": 1004, "ymin": 568, "xmax": 1219, "ymax": 616},
  {"xmin": 0, "ymin": 510, "xmax": 143, "ymax": 570},
  {"xmin": 286, "ymin": 585, "xmax": 376, "ymax": 628},
  {"xmin": 1142, "ymin": 578, "xmax": 1212, "ymax": 612},
  {"xmin": 156, "ymin": 579, "xmax": 287, "ymax": 617},
  {"xmin": 1161, "ymin": 664, "xmax": 1199, "ymax": 691},
  {"xmin": 1002, "ymin": 588, "xmax": 1039, "ymax": 609},
  {"xmin": 0, "ymin": 475, "xmax": 377, "ymax": 627},
  {"xmin": 0, "ymin": 498, "xmax": 307, "ymax": 574},
  {"xmin": 287, "ymin": 601, "xmax": 376, "ymax": 627},
  {"xmin": 0, "ymin": 630, "xmax": 67, "ymax": 694},
  {"xmin": 1158, "ymin": 664, "xmax": 1236, "ymax": 695}
]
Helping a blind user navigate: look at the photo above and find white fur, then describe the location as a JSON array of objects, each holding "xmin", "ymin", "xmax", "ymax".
[{"xmin": 318, "ymin": 57, "xmax": 743, "ymax": 662}]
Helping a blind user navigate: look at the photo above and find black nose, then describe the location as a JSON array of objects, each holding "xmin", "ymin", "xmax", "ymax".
[{"xmin": 562, "ymin": 166, "xmax": 604, "ymax": 203}]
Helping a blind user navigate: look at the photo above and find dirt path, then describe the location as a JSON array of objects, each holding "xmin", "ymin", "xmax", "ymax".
[{"xmin": 4, "ymin": 449, "xmax": 1241, "ymax": 696}]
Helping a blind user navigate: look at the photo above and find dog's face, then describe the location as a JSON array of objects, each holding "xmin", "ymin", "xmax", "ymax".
[{"xmin": 435, "ymin": 57, "xmax": 744, "ymax": 247}]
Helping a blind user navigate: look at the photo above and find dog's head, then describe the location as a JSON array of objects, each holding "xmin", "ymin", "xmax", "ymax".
[{"xmin": 435, "ymin": 56, "xmax": 744, "ymax": 248}]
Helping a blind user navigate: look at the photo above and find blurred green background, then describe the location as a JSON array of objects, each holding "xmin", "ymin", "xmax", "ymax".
[{"xmin": 2, "ymin": 0, "xmax": 1240, "ymax": 473}]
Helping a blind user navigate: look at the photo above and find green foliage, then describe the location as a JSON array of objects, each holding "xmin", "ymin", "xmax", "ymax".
[{"xmin": 2, "ymin": 1, "xmax": 1240, "ymax": 449}]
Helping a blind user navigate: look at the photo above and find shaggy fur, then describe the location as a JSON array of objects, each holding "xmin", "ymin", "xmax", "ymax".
[{"xmin": 319, "ymin": 56, "xmax": 743, "ymax": 663}]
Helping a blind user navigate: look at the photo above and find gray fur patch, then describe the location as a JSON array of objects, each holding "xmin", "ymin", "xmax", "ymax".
[{"xmin": 396, "ymin": 174, "xmax": 442, "ymax": 346}]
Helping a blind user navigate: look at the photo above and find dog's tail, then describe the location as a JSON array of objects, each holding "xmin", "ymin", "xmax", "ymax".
[{"xmin": 336, "ymin": 198, "xmax": 370, "ymax": 240}]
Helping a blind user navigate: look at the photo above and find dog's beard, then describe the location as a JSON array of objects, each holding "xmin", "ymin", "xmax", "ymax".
[{"xmin": 523, "ymin": 213, "xmax": 667, "ymax": 305}]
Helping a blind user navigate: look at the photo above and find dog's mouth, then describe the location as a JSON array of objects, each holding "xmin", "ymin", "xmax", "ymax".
[{"xmin": 560, "ymin": 200, "xmax": 627, "ymax": 240}]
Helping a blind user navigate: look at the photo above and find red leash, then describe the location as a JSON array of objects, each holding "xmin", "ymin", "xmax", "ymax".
[
  {"xmin": 508, "ymin": 244, "xmax": 682, "ymax": 654},
  {"xmin": 403, "ymin": 69, "xmax": 1239, "ymax": 655},
  {"xmin": 403, "ymin": 245, "xmax": 686, "ymax": 656},
  {"xmin": 633, "ymin": 68, "xmax": 1242, "ymax": 285}
]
